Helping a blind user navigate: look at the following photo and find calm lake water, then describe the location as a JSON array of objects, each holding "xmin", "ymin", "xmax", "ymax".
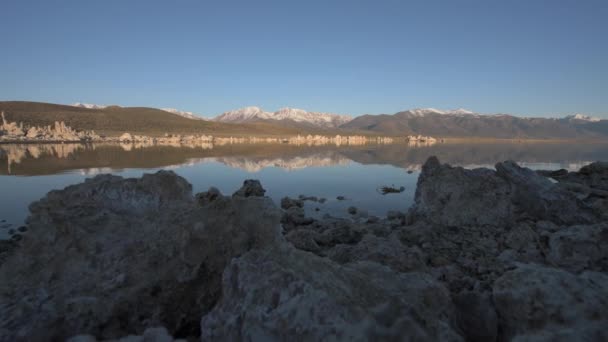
[{"xmin": 1, "ymin": 141, "xmax": 608, "ymax": 239}]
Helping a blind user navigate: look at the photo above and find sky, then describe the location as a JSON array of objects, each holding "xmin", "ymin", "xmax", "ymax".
[{"xmin": 1, "ymin": 0, "xmax": 607, "ymax": 118}]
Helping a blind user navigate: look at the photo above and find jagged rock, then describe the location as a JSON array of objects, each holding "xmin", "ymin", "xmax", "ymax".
[
  {"xmin": 232, "ymin": 179, "xmax": 266, "ymax": 197},
  {"xmin": 280, "ymin": 196, "xmax": 303, "ymax": 209},
  {"xmin": 195, "ymin": 186, "xmax": 221, "ymax": 205},
  {"xmin": 0, "ymin": 171, "xmax": 282, "ymax": 341},
  {"xmin": 413, "ymin": 156, "xmax": 603, "ymax": 228},
  {"xmin": 546, "ymin": 223, "xmax": 608, "ymax": 272},
  {"xmin": 317, "ymin": 221, "xmax": 363, "ymax": 246},
  {"xmin": 200, "ymin": 248, "xmax": 462, "ymax": 341},
  {"xmin": 281, "ymin": 206, "xmax": 314, "ymax": 229},
  {"xmin": 493, "ymin": 264, "xmax": 608, "ymax": 341},
  {"xmin": 285, "ymin": 229, "xmax": 322, "ymax": 253},
  {"xmin": 327, "ymin": 234, "xmax": 426, "ymax": 273}
]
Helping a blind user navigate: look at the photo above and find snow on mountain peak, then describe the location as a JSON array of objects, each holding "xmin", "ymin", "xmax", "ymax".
[
  {"xmin": 407, "ymin": 108, "xmax": 476, "ymax": 116},
  {"xmin": 72, "ymin": 103, "xmax": 107, "ymax": 109},
  {"xmin": 214, "ymin": 106, "xmax": 352, "ymax": 128},
  {"xmin": 568, "ymin": 113, "xmax": 601, "ymax": 122}
]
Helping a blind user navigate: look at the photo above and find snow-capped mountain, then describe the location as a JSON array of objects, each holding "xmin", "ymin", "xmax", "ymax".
[
  {"xmin": 72, "ymin": 103, "xmax": 107, "ymax": 109},
  {"xmin": 214, "ymin": 107, "xmax": 352, "ymax": 128},
  {"xmin": 406, "ymin": 108, "xmax": 476, "ymax": 116},
  {"xmin": 160, "ymin": 108, "xmax": 205, "ymax": 120},
  {"xmin": 565, "ymin": 114, "xmax": 602, "ymax": 122}
]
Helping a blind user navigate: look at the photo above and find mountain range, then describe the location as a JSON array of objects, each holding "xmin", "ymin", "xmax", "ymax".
[
  {"xmin": 214, "ymin": 106, "xmax": 352, "ymax": 129},
  {"xmin": 0, "ymin": 101, "xmax": 606, "ymax": 139}
]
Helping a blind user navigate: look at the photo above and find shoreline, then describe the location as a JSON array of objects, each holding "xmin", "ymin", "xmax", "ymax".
[
  {"xmin": 2, "ymin": 137, "xmax": 608, "ymax": 145},
  {"xmin": 0, "ymin": 157, "xmax": 607, "ymax": 340}
]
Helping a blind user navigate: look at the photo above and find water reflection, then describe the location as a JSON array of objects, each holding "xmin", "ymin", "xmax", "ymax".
[
  {"xmin": 1, "ymin": 142, "xmax": 608, "ymax": 176},
  {"xmin": 1, "ymin": 141, "xmax": 607, "ymax": 237}
]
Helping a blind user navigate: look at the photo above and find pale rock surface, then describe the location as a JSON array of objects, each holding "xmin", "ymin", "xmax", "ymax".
[
  {"xmin": 200, "ymin": 247, "xmax": 462, "ymax": 341},
  {"xmin": 493, "ymin": 265, "xmax": 608, "ymax": 341},
  {"xmin": 0, "ymin": 171, "xmax": 282, "ymax": 341}
]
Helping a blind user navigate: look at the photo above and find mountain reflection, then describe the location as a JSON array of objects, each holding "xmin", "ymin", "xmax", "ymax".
[{"xmin": 1, "ymin": 142, "xmax": 608, "ymax": 176}]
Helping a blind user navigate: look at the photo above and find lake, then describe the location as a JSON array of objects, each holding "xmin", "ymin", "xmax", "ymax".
[{"xmin": 1, "ymin": 141, "xmax": 607, "ymax": 239}]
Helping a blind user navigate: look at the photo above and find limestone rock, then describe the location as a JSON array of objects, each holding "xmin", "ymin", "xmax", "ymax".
[
  {"xmin": 232, "ymin": 179, "xmax": 266, "ymax": 197},
  {"xmin": 492, "ymin": 264, "xmax": 608, "ymax": 341},
  {"xmin": 200, "ymin": 248, "xmax": 462, "ymax": 341},
  {"xmin": 412, "ymin": 156, "xmax": 602, "ymax": 228},
  {"xmin": 0, "ymin": 171, "xmax": 282, "ymax": 341}
]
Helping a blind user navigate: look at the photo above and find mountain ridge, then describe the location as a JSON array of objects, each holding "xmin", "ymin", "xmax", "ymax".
[{"xmin": 1, "ymin": 101, "xmax": 606, "ymax": 140}]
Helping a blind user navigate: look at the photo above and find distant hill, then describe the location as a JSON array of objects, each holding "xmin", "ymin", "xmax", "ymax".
[
  {"xmin": 341, "ymin": 108, "xmax": 608, "ymax": 139},
  {"xmin": 0, "ymin": 101, "xmax": 306, "ymax": 137}
]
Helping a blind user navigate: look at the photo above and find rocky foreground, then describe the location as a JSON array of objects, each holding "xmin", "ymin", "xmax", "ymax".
[{"xmin": 0, "ymin": 158, "xmax": 607, "ymax": 341}]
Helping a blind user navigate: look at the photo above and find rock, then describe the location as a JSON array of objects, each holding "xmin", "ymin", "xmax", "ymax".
[
  {"xmin": 0, "ymin": 172, "xmax": 283, "ymax": 340},
  {"xmin": 386, "ymin": 210, "xmax": 404, "ymax": 221},
  {"xmin": 232, "ymin": 179, "xmax": 266, "ymax": 197},
  {"xmin": 327, "ymin": 234, "xmax": 426, "ymax": 273},
  {"xmin": 452, "ymin": 291, "xmax": 497, "ymax": 342},
  {"xmin": 281, "ymin": 206, "xmax": 314, "ymax": 229},
  {"xmin": 492, "ymin": 264, "xmax": 608, "ymax": 341},
  {"xmin": 336, "ymin": 196, "xmax": 345, "ymax": 200},
  {"xmin": 546, "ymin": 223, "xmax": 608, "ymax": 272},
  {"xmin": 119, "ymin": 132, "xmax": 133, "ymax": 142},
  {"xmin": 195, "ymin": 186, "xmax": 221, "ymax": 205},
  {"xmin": 347, "ymin": 206, "xmax": 357, "ymax": 215},
  {"xmin": 280, "ymin": 196, "xmax": 303, "ymax": 209},
  {"xmin": 200, "ymin": 248, "xmax": 462, "ymax": 341},
  {"xmin": 318, "ymin": 197, "xmax": 327, "ymax": 203},
  {"xmin": 413, "ymin": 156, "xmax": 603, "ymax": 228},
  {"xmin": 318, "ymin": 221, "xmax": 363, "ymax": 246},
  {"xmin": 285, "ymin": 229, "xmax": 322, "ymax": 253},
  {"xmin": 536, "ymin": 168, "xmax": 568, "ymax": 178},
  {"xmin": 17, "ymin": 226, "xmax": 27, "ymax": 233}
]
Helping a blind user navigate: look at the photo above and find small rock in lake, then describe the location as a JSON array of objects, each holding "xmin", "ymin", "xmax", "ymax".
[
  {"xmin": 318, "ymin": 198, "xmax": 327, "ymax": 203},
  {"xmin": 11, "ymin": 234, "xmax": 22, "ymax": 241},
  {"xmin": 407, "ymin": 170, "xmax": 414, "ymax": 174},
  {"xmin": 336, "ymin": 196, "xmax": 346, "ymax": 200},
  {"xmin": 18, "ymin": 226, "xmax": 28, "ymax": 233},
  {"xmin": 232, "ymin": 179, "xmax": 266, "ymax": 197},
  {"xmin": 8, "ymin": 229, "xmax": 15, "ymax": 235},
  {"xmin": 347, "ymin": 206, "xmax": 357, "ymax": 215},
  {"xmin": 314, "ymin": 207, "xmax": 320, "ymax": 212}
]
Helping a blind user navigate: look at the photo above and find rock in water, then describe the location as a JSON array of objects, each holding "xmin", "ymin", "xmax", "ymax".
[{"xmin": 413, "ymin": 156, "xmax": 603, "ymax": 228}]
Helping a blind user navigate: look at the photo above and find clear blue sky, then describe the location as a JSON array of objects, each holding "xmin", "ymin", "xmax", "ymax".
[{"xmin": 1, "ymin": 0, "xmax": 606, "ymax": 118}]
